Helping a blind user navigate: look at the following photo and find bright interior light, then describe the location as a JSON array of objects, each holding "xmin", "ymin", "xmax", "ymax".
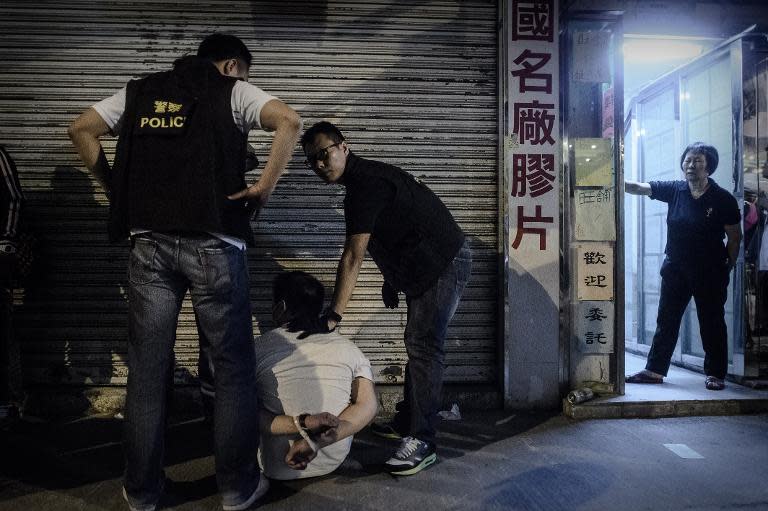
[{"xmin": 622, "ymin": 39, "xmax": 704, "ymax": 63}]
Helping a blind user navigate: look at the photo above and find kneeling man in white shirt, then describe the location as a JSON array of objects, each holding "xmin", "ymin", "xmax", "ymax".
[{"xmin": 254, "ymin": 271, "xmax": 377, "ymax": 479}]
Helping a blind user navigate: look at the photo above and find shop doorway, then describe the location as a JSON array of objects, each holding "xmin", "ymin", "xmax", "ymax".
[
  {"xmin": 741, "ymin": 52, "xmax": 768, "ymax": 381},
  {"xmin": 624, "ymin": 27, "xmax": 768, "ymax": 385}
]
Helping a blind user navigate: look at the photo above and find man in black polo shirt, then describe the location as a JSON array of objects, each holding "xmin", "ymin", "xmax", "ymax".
[{"xmin": 300, "ymin": 121, "xmax": 471, "ymax": 475}]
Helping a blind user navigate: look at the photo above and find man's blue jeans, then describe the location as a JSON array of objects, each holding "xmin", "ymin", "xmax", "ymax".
[
  {"xmin": 124, "ymin": 232, "xmax": 259, "ymax": 507},
  {"xmin": 393, "ymin": 239, "xmax": 472, "ymax": 445}
]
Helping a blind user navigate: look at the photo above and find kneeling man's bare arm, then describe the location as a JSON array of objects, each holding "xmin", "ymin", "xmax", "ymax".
[
  {"xmin": 285, "ymin": 377, "xmax": 377, "ymax": 470},
  {"xmin": 259, "ymin": 410, "xmax": 339, "ymax": 437}
]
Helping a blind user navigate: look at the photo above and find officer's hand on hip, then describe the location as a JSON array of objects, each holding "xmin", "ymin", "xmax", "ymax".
[
  {"xmin": 227, "ymin": 181, "xmax": 271, "ymax": 220},
  {"xmin": 381, "ymin": 281, "xmax": 399, "ymax": 309}
]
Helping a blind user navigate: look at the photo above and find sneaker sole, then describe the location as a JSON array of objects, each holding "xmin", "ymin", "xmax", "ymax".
[
  {"xmin": 222, "ymin": 472, "xmax": 270, "ymax": 511},
  {"xmin": 388, "ymin": 453, "xmax": 437, "ymax": 476}
]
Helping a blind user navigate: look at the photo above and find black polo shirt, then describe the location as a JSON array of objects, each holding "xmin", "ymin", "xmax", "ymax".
[
  {"xmin": 650, "ymin": 179, "xmax": 740, "ymax": 267},
  {"xmin": 341, "ymin": 152, "xmax": 465, "ymax": 296}
]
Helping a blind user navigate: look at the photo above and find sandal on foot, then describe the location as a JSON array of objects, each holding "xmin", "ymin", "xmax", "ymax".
[
  {"xmin": 705, "ymin": 376, "xmax": 725, "ymax": 390},
  {"xmin": 626, "ymin": 371, "xmax": 663, "ymax": 384}
]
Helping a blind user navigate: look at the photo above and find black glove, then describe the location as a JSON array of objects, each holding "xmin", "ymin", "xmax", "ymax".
[{"xmin": 381, "ymin": 281, "xmax": 399, "ymax": 309}]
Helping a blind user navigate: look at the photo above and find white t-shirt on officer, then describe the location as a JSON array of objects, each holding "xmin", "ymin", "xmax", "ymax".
[
  {"xmin": 92, "ymin": 80, "xmax": 276, "ymax": 136},
  {"xmin": 91, "ymin": 80, "xmax": 277, "ymax": 249}
]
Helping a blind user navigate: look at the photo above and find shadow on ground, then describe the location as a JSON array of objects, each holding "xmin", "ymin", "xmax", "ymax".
[{"xmin": 0, "ymin": 408, "xmax": 555, "ymax": 509}]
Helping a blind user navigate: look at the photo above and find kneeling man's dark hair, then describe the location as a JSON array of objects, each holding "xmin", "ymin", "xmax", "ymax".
[
  {"xmin": 301, "ymin": 121, "xmax": 345, "ymax": 151},
  {"xmin": 273, "ymin": 271, "xmax": 325, "ymax": 318}
]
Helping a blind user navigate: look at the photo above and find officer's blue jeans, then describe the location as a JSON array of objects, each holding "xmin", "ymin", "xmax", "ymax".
[
  {"xmin": 393, "ymin": 240, "xmax": 472, "ymax": 445},
  {"xmin": 124, "ymin": 232, "xmax": 259, "ymax": 507}
]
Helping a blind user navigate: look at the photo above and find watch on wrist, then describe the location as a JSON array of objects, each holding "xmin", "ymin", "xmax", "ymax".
[
  {"xmin": 298, "ymin": 413, "xmax": 310, "ymax": 432},
  {"xmin": 293, "ymin": 414, "xmax": 318, "ymax": 452}
]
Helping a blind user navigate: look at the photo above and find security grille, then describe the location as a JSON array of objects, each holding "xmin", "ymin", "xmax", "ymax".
[{"xmin": 0, "ymin": 0, "xmax": 498, "ymax": 387}]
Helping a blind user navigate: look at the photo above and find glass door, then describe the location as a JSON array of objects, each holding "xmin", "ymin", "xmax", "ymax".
[
  {"xmin": 636, "ymin": 85, "xmax": 681, "ymax": 355},
  {"xmin": 629, "ymin": 39, "xmax": 749, "ymax": 377},
  {"xmin": 679, "ymin": 54, "xmax": 738, "ymax": 368},
  {"xmin": 744, "ymin": 51, "xmax": 768, "ymax": 379}
]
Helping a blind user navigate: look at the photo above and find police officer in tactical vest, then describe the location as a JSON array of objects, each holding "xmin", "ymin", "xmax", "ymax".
[
  {"xmin": 300, "ymin": 121, "xmax": 472, "ymax": 477},
  {"xmin": 68, "ymin": 33, "xmax": 301, "ymax": 511}
]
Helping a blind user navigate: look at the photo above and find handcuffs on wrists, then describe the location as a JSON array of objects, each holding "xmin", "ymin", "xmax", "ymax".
[{"xmin": 293, "ymin": 414, "xmax": 318, "ymax": 452}]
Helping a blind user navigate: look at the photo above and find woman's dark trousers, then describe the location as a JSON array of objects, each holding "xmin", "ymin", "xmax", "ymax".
[{"xmin": 646, "ymin": 259, "xmax": 730, "ymax": 379}]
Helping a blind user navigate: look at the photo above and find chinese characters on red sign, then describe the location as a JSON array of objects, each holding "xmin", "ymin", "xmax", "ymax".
[
  {"xmin": 510, "ymin": 0, "xmax": 557, "ymax": 252},
  {"xmin": 511, "ymin": 154, "xmax": 555, "ymax": 198},
  {"xmin": 512, "ymin": 1, "xmax": 554, "ymax": 42}
]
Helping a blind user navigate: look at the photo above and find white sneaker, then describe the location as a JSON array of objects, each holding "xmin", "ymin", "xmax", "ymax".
[
  {"xmin": 222, "ymin": 472, "xmax": 270, "ymax": 511},
  {"xmin": 383, "ymin": 436, "xmax": 437, "ymax": 476}
]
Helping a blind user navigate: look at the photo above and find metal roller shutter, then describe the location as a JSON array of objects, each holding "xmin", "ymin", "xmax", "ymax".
[{"xmin": 0, "ymin": 0, "xmax": 498, "ymax": 388}]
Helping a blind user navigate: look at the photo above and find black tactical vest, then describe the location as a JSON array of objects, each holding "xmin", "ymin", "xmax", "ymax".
[
  {"xmin": 109, "ymin": 57, "xmax": 251, "ymax": 243},
  {"xmin": 343, "ymin": 153, "xmax": 465, "ymax": 296}
]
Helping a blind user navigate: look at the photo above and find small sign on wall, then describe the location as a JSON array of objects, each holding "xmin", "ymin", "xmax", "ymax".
[
  {"xmin": 572, "ymin": 30, "xmax": 611, "ymax": 83},
  {"xmin": 574, "ymin": 138, "xmax": 612, "ymax": 186},
  {"xmin": 575, "ymin": 301, "xmax": 614, "ymax": 353},
  {"xmin": 576, "ymin": 242, "xmax": 613, "ymax": 300},
  {"xmin": 574, "ymin": 187, "xmax": 615, "ymax": 241}
]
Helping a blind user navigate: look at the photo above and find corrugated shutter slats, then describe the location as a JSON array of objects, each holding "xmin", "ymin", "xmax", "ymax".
[{"xmin": 0, "ymin": 0, "xmax": 497, "ymax": 386}]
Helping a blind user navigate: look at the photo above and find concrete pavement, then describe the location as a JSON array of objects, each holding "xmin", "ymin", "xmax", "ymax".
[{"xmin": 2, "ymin": 408, "xmax": 767, "ymax": 511}]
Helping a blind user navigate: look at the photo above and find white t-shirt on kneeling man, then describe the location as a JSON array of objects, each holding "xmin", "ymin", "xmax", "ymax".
[{"xmin": 254, "ymin": 326, "xmax": 373, "ymax": 480}]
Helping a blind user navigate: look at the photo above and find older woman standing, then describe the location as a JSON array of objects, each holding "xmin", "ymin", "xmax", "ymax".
[{"xmin": 625, "ymin": 142, "xmax": 741, "ymax": 390}]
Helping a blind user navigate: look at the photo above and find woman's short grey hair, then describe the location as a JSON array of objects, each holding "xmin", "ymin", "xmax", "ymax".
[{"xmin": 680, "ymin": 142, "xmax": 719, "ymax": 175}]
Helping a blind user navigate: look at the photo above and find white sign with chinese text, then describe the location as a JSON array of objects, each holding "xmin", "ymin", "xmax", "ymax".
[
  {"xmin": 576, "ymin": 242, "xmax": 613, "ymax": 300},
  {"xmin": 575, "ymin": 301, "xmax": 614, "ymax": 353},
  {"xmin": 506, "ymin": 0, "xmax": 561, "ymax": 407},
  {"xmin": 572, "ymin": 30, "xmax": 611, "ymax": 83},
  {"xmin": 574, "ymin": 187, "xmax": 616, "ymax": 241},
  {"xmin": 507, "ymin": 0, "xmax": 559, "ymax": 287}
]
